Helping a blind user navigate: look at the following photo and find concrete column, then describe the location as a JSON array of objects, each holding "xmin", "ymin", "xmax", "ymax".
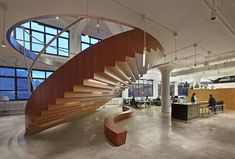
[
  {"xmin": 153, "ymin": 80, "xmax": 159, "ymax": 97},
  {"xmin": 122, "ymin": 88, "xmax": 129, "ymax": 98},
  {"xmin": 158, "ymin": 65, "xmax": 173, "ymax": 113},
  {"xmin": 174, "ymin": 81, "xmax": 179, "ymax": 96}
]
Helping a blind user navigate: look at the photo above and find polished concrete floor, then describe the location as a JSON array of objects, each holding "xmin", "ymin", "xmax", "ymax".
[{"xmin": 0, "ymin": 106, "xmax": 235, "ymax": 159}]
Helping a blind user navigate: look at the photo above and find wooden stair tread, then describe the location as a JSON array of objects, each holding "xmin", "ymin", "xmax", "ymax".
[
  {"xmin": 73, "ymin": 85, "xmax": 113, "ymax": 92},
  {"xmin": 116, "ymin": 61, "xmax": 136, "ymax": 82},
  {"xmin": 32, "ymin": 101, "xmax": 106, "ymax": 123},
  {"xmin": 56, "ymin": 95, "xmax": 113, "ymax": 104},
  {"xmin": 83, "ymin": 79, "xmax": 115, "ymax": 90},
  {"xmin": 126, "ymin": 56, "xmax": 140, "ymax": 80},
  {"xmin": 64, "ymin": 92, "xmax": 114, "ymax": 98}
]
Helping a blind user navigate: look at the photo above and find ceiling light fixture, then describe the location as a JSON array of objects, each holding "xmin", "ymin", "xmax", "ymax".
[
  {"xmin": 173, "ymin": 32, "xmax": 178, "ymax": 60},
  {"xmin": 211, "ymin": 0, "xmax": 216, "ymax": 21},
  {"xmin": 85, "ymin": 0, "xmax": 89, "ymax": 37},
  {"xmin": 143, "ymin": 31, "xmax": 147, "ymax": 67},
  {"xmin": 205, "ymin": 50, "xmax": 211, "ymax": 66},
  {"xmin": 96, "ymin": 18, "xmax": 100, "ymax": 27},
  {"xmin": 1, "ymin": 4, "xmax": 6, "ymax": 48},
  {"xmin": 56, "ymin": 16, "xmax": 59, "ymax": 20},
  {"xmin": 193, "ymin": 43, "xmax": 197, "ymax": 67}
]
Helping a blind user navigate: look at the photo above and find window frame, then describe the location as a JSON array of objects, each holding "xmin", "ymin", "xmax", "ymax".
[
  {"xmin": 80, "ymin": 34, "xmax": 101, "ymax": 51},
  {"xmin": 0, "ymin": 66, "xmax": 54, "ymax": 101},
  {"xmin": 13, "ymin": 21, "xmax": 70, "ymax": 57},
  {"xmin": 128, "ymin": 79, "xmax": 153, "ymax": 97}
]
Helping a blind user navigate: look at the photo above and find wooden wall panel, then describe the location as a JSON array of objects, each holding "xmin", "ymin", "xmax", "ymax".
[{"xmin": 188, "ymin": 88, "xmax": 235, "ymax": 110}]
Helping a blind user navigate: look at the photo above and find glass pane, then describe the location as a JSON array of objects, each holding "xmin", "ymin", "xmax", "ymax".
[
  {"xmin": 32, "ymin": 43, "xmax": 44, "ymax": 52},
  {"xmin": 16, "ymin": 69, "xmax": 28, "ymax": 77},
  {"xmin": 16, "ymin": 40, "xmax": 30, "ymax": 50},
  {"xmin": 58, "ymin": 38, "xmax": 68, "ymax": 49},
  {"xmin": 61, "ymin": 31, "xmax": 69, "ymax": 38},
  {"xmin": 91, "ymin": 38, "xmax": 98, "ymax": 44},
  {"xmin": 81, "ymin": 43, "xmax": 90, "ymax": 51},
  {"xmin": 45, "ymin": 27, "xmax": 57, "ymax": 35},
  {"xmin": 15, "ymin": 28, "xmax": 23, "ymax": 40},
  {"xmin": 58, "ymin": 48, "xmax": 68, "ymax": 56},
  {"xmin": 17, "ymin": 78, "xmax": 30, "ymax": 90},
  {"xmin": 32, "ymin": 70, "xmax": 45, "ymax": 78},
  {"xmin": 46, "ymin": 47, "xmax": 57, "ymax": 55},
  {"xmin": 32, "ymin": 31, "xmax": 44, "ymax": 43},
  {"xmin": 32, "ymin": 79, "xmax": 44, "ymax": 88},
  {"xmin": 21, "ymin": 22, "xmax": 30, "ymax": 29},
  {"xmin": 0, "ymin": 78, "xmax": 15, "ymax": 90},
  {"xmin": 0, "ymin": 91, "xmax": 15, "ymax": 100},
  {"xmin": 17, "ymin": 91, "xmax": 31, "ymax": 99},
  {"xmin": 0, "ymin": 68, "xmax": 15, "ymax": 76},
  {"xmin": 16, "ymin": 39, "xmax": 23, "ymax": 46},
  {"xmin": 46, "ymin": 34, "xmax": 57, "ymax": 46},
  {"xmin": 31, "ymin": 22, "xmax": 44, "ymax": 32},
  {"xmin": 22, "ymin": 30, "xmax": 30, "ymax": 42},
  {"xmin": 25, "ymin": 41, "xmax": 30, "ymax": 50},
  {"xmin": 46, "ymin": 72, "xmax": 53, "ymax": 78},
  {"xmin": 81, "ymin": 35, "xmax": 90, "ymax": 43}
]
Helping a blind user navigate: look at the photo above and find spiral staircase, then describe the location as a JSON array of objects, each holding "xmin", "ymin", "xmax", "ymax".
[{"xmin": 25, "ymin": 28, "xmax": 163, "ymax": 135}]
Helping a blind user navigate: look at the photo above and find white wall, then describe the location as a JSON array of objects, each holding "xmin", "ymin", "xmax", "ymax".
[{"xmin": 208, "ymin": 82, "xmax": 235, "ymax": 89}]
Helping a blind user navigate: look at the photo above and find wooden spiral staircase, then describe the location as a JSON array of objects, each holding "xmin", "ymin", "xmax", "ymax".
[{"xmin": 25, "ymin": 28, "xmax": 163, "ymax": 135}]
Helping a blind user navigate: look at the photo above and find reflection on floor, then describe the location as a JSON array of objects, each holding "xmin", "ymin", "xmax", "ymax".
[{"xmin": 0, "ymin": 106, "xmax": 235, "ymax": 159}]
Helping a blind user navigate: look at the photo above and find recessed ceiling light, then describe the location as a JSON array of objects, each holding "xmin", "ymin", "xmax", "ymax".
[{"xmin": 56, "ymin": 16, "xmax": 59, "ymax": 20}]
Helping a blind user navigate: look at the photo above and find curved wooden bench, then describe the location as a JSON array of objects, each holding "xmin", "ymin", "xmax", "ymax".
[{"xmin": 104, "ymin": 106, "xmax": 133, "ymax": 146}]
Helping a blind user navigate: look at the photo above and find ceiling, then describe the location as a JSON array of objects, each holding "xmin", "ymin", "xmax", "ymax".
[{"xmin": 0, "ymin": 0, "xmax": 235, "ymax": 78}]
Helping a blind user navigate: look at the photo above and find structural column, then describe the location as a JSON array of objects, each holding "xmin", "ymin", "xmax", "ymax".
[
  {"xmin": 174, "ymin": 81, "xmax": 179, "ymax": 96},
  {"xmin": 153, "ymin": 79, "xmax": 159, "ymax": 97},
  {"xmin": 122, "ymin": 88, "xmax": 129, "ymax": 98},
  {"xmin": 158, "ymin": 65, "xmax": 173, "ymax": 113}
]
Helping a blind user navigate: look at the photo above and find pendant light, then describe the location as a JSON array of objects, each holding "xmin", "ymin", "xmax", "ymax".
[
  {"xmin": 96, "ymin": 18, "xmax": 100, "ymax": 27},
  {"xmin": 143, "ymin": 31, "xmax": 146, "ymax": 67},
  {"xmin": 85, "ymin": 0, "xmax": 89, "ymax": 38},
  {"xmin": 173, "ymin": 32, "xmax": 178, "ymax": 60},
  {"xmin": 1, "ymin": 5, "xmax": 6, "ymax": 47},
  {"xmin": 211, "ymin": 0, "xmax": 216, "ymax": 21},
  {"xmin": 193, "ymin": 44, "xmax": 197, "ymax": 67}
]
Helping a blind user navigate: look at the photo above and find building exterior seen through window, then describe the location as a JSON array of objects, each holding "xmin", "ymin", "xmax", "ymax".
[
  {"xmin": 128, "ymin": 79, "xmax": 153, "ymax": 97},
  {"xmin": 12, "ymin": 21, "xmax": 70, "ymax": 57},
  {"xmin": 158, "ymin": 83, "xmax": 175, "ymax": 97},
  {"xmin": 0, "ymin": 67, "xmax": 53, "ymax": 100},
  {"xmin": 81, "ymin": 34, "xmax": 101, "ymax": 51}
]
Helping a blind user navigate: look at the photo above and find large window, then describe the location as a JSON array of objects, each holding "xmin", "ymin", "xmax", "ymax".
[
  {"xmin": 128, "ymin": 80, "xmax": 153, "ymax": 97},
  {"xmin": 158, "ymin": 82, "xmax": 175, "ymax": 96},
  {"xmin": 0, "ymin": 67, "xmax": 53, "ymax": 100},
  {"xmin": 178, "ymin": 83, "xmax": 189, "ymax": 96},
  {"xmin": 81, "ymin": 34, "xmax": 101, "ymax": 51},
  {"xmin": 13, "ymin": 21, "xmax": 70, "ymax": 57}
]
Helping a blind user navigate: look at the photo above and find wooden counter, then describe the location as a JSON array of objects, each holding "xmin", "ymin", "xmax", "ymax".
[
  {"xmin": 188, "ymin": 88, "xmax": 235, "ymax": 110},
  {"xmin": 171, "ymin": 103, "xmax": 200, "ymax": 120}
]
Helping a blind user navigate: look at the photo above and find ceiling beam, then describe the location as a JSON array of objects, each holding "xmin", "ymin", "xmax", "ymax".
[{"xmin": 172, "ymin": 60, "xmax": 235, "ymax": 76}]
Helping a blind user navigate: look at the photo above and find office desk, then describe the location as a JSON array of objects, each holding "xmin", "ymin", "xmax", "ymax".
[{"xmin": 136, "ymin": 101, "xmax": 151, "ymax": 109}]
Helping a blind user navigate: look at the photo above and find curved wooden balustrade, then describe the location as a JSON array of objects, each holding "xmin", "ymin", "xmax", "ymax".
[
  {"xmin": 25, "ymin": 28, "xmax": 163, "ymax": 135},
  {"xmin": 104, "ymin": 106, "xmax": 133, "ymax": 146}
]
